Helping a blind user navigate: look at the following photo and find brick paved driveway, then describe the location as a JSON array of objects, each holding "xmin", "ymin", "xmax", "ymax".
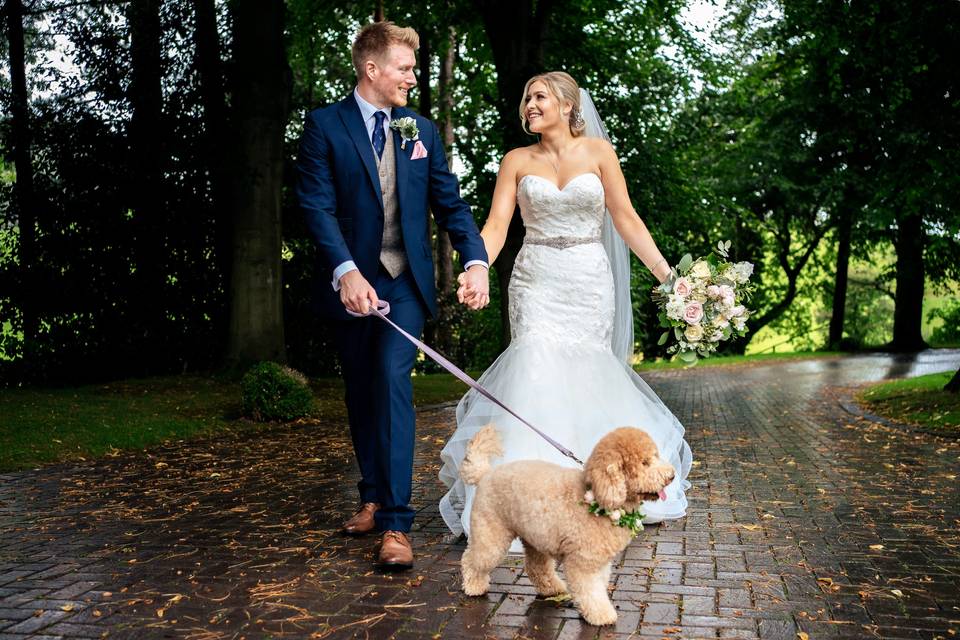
[{"xmin": 1, "ymin": 351, "xmax": 958, "ymax": 639}]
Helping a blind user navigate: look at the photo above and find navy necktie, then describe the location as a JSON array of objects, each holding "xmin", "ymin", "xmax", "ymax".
[{"xmin": 372, "ymin": 111, "xmax": 386, "ymax": 159}]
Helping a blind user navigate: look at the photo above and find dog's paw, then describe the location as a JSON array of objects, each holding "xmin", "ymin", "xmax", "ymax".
[
  {"xmin": 581, "ymin": 603, "xmax": 617, "ymax": 626},
  {"xmin": 462, "ymin": 577, "xmax": 490, "ymax": 597},
  {"xmin": 536, "ymin": 579, "xmax": 568, "ymax": 598}
]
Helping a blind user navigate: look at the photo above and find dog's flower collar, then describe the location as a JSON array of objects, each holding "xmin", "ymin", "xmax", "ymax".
[{"xmin": 583, "ymin": 488, "xmax": 645, "ymax": 537}]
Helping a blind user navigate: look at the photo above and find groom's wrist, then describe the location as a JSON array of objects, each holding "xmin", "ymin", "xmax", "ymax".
[{"xmin": 332, "ymin": 260, "xmax": 359, "ymax": 291}]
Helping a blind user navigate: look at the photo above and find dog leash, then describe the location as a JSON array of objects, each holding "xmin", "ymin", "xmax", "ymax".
[{"xmin": 348, "ymin": 301, "xmax": 584, "ymax": 466}]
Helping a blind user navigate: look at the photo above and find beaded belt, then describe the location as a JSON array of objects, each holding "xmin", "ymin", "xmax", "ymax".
[{"xmin": 524, "ymin": 235, "xmax": 602, "ymax": 249}]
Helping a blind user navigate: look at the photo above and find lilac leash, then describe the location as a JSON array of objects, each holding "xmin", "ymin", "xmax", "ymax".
[{"xmin": 348, "ymin": 300, "xmax": 584, "ymax": 466}]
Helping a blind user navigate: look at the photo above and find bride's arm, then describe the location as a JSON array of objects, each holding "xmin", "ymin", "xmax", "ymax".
[
  {"xmin": 477, "ymin": 150, "xmax": 523, "ymax": 265},
  {"xmin": 596, "ymin": 140, "xmax": 672, "ymax": 284}
]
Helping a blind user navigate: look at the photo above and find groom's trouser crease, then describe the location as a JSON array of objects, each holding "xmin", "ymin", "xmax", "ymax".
[{"xmin": 333, "ymin": 266, "xmax": 424, "ymax": 533}]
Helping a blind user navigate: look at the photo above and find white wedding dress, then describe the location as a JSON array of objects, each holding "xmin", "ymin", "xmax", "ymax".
[{"xmin": 438, "ymin": 172, "xmax": 692, "ymax": 547}]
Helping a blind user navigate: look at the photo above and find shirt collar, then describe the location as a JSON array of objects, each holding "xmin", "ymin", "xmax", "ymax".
[{"xmin": 354, "ymin": 87, "xmax": 392, "ymax": 124}]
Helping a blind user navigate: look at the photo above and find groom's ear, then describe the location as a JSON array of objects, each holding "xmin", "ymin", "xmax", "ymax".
[{"xmin": 363, "ymin": 59, "xmax": 378, "ymax": 83}]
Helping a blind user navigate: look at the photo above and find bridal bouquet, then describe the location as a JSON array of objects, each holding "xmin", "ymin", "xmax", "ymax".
[{"xmin": 652, "ymin": 240, "xmax": 755, "ymax": 363}]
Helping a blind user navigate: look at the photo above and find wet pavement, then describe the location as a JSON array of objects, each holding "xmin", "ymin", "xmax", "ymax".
[{"xmin": 1, "ymin": 350, "xmax": 958, "ymax": 639}]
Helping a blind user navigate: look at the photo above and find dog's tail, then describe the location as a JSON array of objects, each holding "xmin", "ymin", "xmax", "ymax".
[{"xmin": 460, "ymin": 424, "xmax": 504, "ymax": 485}]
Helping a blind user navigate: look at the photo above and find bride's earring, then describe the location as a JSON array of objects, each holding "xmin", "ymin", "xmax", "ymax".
[{"xmin": 572, "ymin": 108, "xmax": 586, "ymax": 131}]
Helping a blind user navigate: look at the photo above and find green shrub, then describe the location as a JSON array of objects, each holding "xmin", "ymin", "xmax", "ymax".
[
  {"xmin": 928, "ymin": 298, "xmax": 960, "ymax": 346},
  {"xmin": 240, "ymin": 362, "xmax": 315, "ymax": 422}
]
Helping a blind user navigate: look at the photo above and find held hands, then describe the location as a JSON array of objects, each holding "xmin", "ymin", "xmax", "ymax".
[
  {"xmin": 457, "ymin": 265, "xmax": 490, "ymax": 311},
  {"xmin": 339, "ymin": 270, "xmax": 379, "ymax": 315}
]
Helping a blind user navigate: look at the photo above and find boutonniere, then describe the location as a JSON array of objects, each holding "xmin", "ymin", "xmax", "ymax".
[{"xmin": 389, "ymin": 117, "xmax": 419, "ymax": 150}]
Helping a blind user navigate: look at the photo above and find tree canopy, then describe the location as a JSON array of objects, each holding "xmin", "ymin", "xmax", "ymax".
[{"xmin": 2, "ymin": 0, "xmax": 957, "ymax": 385}]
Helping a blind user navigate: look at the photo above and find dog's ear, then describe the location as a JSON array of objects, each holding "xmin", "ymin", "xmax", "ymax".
[{"xmin": 585, "ymin": 447, "xmax": 627, "ymax": 510}]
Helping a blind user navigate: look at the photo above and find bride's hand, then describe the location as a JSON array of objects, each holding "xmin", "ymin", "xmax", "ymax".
[{"xmin": 458, "ymin": 267, "xmax": 490, "ymax": 310}]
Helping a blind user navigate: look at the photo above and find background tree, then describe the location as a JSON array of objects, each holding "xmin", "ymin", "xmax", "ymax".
[
  {"xmin": 226, "ymin": 0, "xmax": 291, "ymax": 366},
  {"xmin": 4, "ymin": 0, "xmax": 36, "ymax": 363}
]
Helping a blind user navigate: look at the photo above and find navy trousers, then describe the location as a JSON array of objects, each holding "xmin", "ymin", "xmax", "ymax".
[{"xmin": 333, "ymin": 267, "xmax": 425, "ymax": 533}]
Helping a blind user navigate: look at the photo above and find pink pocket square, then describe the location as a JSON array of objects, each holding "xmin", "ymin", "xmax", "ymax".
[{"xmin": 410, "ymin": 140, "xmax": 428, "ymax": 160}]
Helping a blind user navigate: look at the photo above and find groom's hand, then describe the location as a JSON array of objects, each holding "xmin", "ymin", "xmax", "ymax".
[
  {"xmin": 457, "ymin": 265, "xmax": 489, "ymax": 310},
  {"xmin": 339, "ymin": 270, "xmax": 379, "ymax": 315}
]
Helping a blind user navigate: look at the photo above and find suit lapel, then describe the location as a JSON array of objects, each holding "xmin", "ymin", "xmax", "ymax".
[
  {"xmin": 392, "ymin": 108, "xmax": 410, "ymax": 213},
  {"xmin": 338, "ymin": 97, "xmax": 383, "ymax": 210}
]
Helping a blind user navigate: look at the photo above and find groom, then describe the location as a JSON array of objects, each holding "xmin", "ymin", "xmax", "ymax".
[{"xmin": 295, "ymin": 21, "xmax": 489, "ymax": 570}]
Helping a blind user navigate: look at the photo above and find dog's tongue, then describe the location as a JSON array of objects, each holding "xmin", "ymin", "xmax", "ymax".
[{"xmin": 658, "ymin": 489, "xmax": 668, "ymax": 501}]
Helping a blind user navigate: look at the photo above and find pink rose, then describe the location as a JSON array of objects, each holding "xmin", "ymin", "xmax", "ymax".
[
  {"xmin": 683, "ymin": 301, "xmax": 704, "ymax": 325},
  {"xmin": 673, "ymin": 277, "xmax": 692, "ymax": 298},
  {"xmin": 729, "ymin": 305, "xmax": 746, "ymax": 318},
  {"xmin": 719, "ymin": 285, "xmax": 735, "ymax": 306},
  {"xmin": 706, "ymin": 285, "xmax": 721, "ymax": 298}
]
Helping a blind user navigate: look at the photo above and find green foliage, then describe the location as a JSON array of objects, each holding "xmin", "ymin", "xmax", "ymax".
[
  {"xmin": 240, "ymin": 362, "xmax": 315, "ymax": 422},
  {"xmin": 927, "ymin": 298, "xmax": 960, "ymax": 346}
]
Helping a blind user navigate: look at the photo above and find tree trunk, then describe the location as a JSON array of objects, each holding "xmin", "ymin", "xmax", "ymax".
[
  {"xmin": 435, "ymin": 27, "xmax": 457, "ymax": 357},
  {"xmin": 827, "ymin": 205, "xmax": 852, "ymax": 350},
  {"xmin": 194, "ymin": 0, "xmax": 231, "ymax": 354},
  {"xmin": 890, "ymin": 212, "xmax": 928, "ymax": 352},
  {"xmin": 6, "ymin": 0, "xmax": 38, "ymax": 357},
  {"xmin": 127, "ymin": 0, "xmax": 165, "ymax": 368},
  {"xmin": 740, "ymin": 218, "xmax": 833, "ymax": 347},
  {"xmin": 945, "ymin": 367, "xmax": 960, "ymax": 393},
  {"xmin": 226, "ymin": 0, "xmax": 291, "ymax": 365},
  {"xmin": 473, "ymin": 0, "xmax": 552, "ymax": 348},
  {"xmin": 417, "ymin": 25, "xmax": 440, "ymax": 353}
]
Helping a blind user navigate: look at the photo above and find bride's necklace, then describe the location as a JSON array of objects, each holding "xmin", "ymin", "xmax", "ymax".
[{"xmin": 538, "ymin": 140, "xmax": 567, "ymax": 178}]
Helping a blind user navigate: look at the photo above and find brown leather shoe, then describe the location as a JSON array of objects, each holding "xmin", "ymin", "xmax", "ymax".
[
  {"xmin": 341, "ymin": 502, "xmax": 379, "ymax": 536},
  {"xmin": 376, "ymin": 530, "xmax": 413, "ymax": 570}
]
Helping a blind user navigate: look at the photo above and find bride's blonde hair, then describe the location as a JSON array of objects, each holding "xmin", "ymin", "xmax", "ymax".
[{"xmin": 518, "ymin": 71, "xmax": 586, "ymax": 137}]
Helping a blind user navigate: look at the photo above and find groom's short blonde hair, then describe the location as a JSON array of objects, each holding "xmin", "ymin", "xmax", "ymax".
[{"xmin": 352, "ymin": 21, "xmax": 420, "ymax": 79}]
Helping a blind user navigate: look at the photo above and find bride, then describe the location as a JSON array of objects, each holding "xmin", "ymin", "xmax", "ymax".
[{"xmin": 439, "ymin": 71, "xmax": 692, "ymax": 547}]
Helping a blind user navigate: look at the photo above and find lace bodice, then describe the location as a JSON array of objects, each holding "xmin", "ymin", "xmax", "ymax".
[
  {"xmin": 508, "ymin": 172, "xmax": 613, "ymax": 349},
  {"xmin": 517, "ymin": 173, "xmax": 605, "ymax": 239}
]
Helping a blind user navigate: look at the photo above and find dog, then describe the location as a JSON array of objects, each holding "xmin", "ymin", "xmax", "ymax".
[{"xmin": 459, "ymin": 424, "xmax": 675, "ymax": 626}]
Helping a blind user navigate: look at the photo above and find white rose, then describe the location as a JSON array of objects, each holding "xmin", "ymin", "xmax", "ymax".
[
  {"xmin": 690, "ymin": 260, "xmax": 712, "ymax": 279},
  {"xmin": 732, "ymin": 316, "xmax": 747, "ymax": 331},
  {"xmin": 713, "ymin": 315, "xmax": 730, "ymax": 329},
  {"xmin": 608, "ymin": 510, "xmax": 622, "ymax": 522},
  {"xmin": 584, "ymin": 490, "xmax": 595, "ymax": 503},
  {"xmin": 729, "ymin": 305, "xmax": 746, "ymax": 318},
  {"xmin": 684, "ymin": 324, "xmax": 704, "ymax": 342}
]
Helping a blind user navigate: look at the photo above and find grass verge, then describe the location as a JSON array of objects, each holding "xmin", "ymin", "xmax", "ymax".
[
  {"xmin": 856, "ymin": 371, "xmax": 959, "ymax": 437},
  {"xmin": 634, "ymin": 350, "xmax": 848, "ymax": 371},
  {"xmin": 0, "ymin": 373, "xmax": 468, "ymax": 472}
]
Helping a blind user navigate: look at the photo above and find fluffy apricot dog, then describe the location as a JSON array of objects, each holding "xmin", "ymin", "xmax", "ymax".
[{"xmin": 459, "ymin": 424, "xmax": 675, "ymax": 626}]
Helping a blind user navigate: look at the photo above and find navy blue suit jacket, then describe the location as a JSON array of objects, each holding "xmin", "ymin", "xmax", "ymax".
[{"xmin": 296, "ymin": 95, "xmax": 488, "ymax": 320}]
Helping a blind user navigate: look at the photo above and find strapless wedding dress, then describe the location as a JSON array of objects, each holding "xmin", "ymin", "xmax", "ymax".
[{"xmin": 438, "ymin": 173, "xmax": 692, "ymax": 546}]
